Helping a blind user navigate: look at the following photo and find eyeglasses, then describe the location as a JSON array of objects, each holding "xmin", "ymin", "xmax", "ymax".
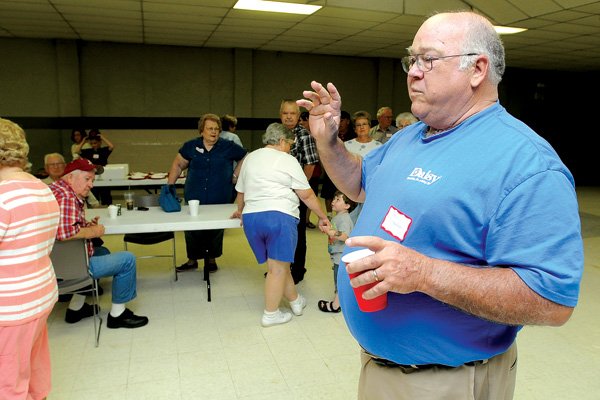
[
  {"xmin": 46, "ymin": 162, "xmax": 65, "ymax": 167},
  {"xmin": 355, "ymin": 123, "xmax": 370, "ymax": 128},
  {"xmin": 401, "ymin": 53, "xmax": 478, "ymax": 73}
]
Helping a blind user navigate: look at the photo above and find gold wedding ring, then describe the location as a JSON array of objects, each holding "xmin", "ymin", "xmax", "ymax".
[{"xmin": 372, "ymin": 269, "xmax": 380, "ymax": 282}]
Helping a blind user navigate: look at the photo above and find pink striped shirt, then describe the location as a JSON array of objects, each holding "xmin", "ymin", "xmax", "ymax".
[{"xmin": 0, "ymin": 179, "xmax": 60, "ymax": 326}]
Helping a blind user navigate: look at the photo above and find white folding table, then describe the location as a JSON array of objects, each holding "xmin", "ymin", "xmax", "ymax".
[
  {"xmin": 87, "ymin": 204, "xmax": 241, "ymax": 301},
  {"xmin": 93, "ymin": 176, "xmax": 186, "ymax": 188}
]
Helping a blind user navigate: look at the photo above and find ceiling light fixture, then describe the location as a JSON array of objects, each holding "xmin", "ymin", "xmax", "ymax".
[
  {"xmin": 494, "ymin": 25, "xmax": 527, "ymax": 35},
  {"xmin": 233, "ymin": 0, "xmax": 322, "ymax": 15}
]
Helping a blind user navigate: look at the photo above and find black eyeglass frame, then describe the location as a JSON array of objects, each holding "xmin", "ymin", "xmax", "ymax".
[{"xmin": 401, "ymin": 53, "xmax": 479, "ymax": 73}]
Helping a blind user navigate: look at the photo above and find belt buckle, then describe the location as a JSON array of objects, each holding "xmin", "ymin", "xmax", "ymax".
[
  {"xmin": 398, "ymin": 364, "xmax": 420, "ymax": 374},
  {"xmin": 370, "ymin": 357, "xmax": 420, "ymax": 373}
]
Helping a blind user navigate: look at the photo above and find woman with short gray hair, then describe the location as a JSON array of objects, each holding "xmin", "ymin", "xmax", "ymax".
[
  {"xmin": 232, "ymin": 122, "xmax": 330, "ymax": 327},
  {"xmin": 262, "ymin": 122, "xmax": 295, "ymax": 145}
]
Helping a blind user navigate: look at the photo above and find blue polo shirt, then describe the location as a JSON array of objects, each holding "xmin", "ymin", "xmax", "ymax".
[
  {"xmin": 338, "ymin": 102, "xmax": 583, "ymax": 366},
  {"xmin": 180, "ymin": 137, "xmax": 246, "ymax": 204}
]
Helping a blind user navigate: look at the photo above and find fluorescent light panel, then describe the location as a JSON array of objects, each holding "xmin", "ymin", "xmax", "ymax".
[
  {"xmin": 494, "ymin": 25, "xmax": 527, "ymax": 35},
  {"xmin": 233, "ymin": 0, "xmax": 321, "ymax": 15}
]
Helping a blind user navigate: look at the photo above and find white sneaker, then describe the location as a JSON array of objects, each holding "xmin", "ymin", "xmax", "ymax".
[
  {"xmin": 261, "ymin": 310, "xmax": 292, "ymax": 327},
  {"xmin": 290, "ymin": 294, "xmax": 307, "ymax": 316}
]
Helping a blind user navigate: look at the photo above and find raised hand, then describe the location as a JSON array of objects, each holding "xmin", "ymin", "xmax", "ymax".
[{"xmin": 296, "ymin": 81, "xmax": 342, "ymax": 143}]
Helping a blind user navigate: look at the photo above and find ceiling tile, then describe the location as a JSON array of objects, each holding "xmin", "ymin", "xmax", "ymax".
[
  {"xmin": 220, "ymin": 17, "xmax": 296, "ymax": 29},
  {"xmin": 573, "ymin": 2, "xmax": 600, "ymax": 12},
  {"xmin": 467, "ymin": 0, "xmax": 529, "ymax": 23},
  {"xmin": 311, "ymin": 6, "xmax": 397, "ymax": 22},
  {"xmin": 58, "ymin": 6, "xmax": 139, "ymax": 19},
  {"xmin": 227, "ymin": 8, "xmax": 306, "ymax": 22},
  {"xmin": 267, "ymin": 35, "xmax": 333, "ymax": 46},
  {"xmin": 326, "ymin": 0, "xmax": 406, "ymax": 13},
  {"xmin": 539, "ymin": 21, "xmax": 599, "ymax": 34},
  {"xmin": 0, "ymin": 0, "xmax": 596, "ymax": 71},
  {"xmin": 404, "ymin": 0, "xmax": 470, "ymax": 17},
  {"xmin": 302, "ymin": 15, "xmax": 379, "ymax": 29},
  {"xmin": 143, "ymin": 2, "xmax": 227, "ymax": 17},
  {"xmin": 0, "ymin": 1, "xmax": 55, "ymax": 13},
  {"xmin": 537, "ymin": 10, "xmax": 593, "ymax": 21},
  {"xmin": 143, "ymin": 12, "xmax": 222, "ymax": 24},
  {"xmin": 214, "ymin": 24, "xmax": 285, "ymax": 35},
  {"xmin": 506, "ymin": 0, "xmax": 563, "ymax": 17},
  {"xmin": 511, "ymin": 17, "xmax": 558, "ymax": 28},
  {"xmin": 573, "ymin": 14, "xmax": 600, "ymax": 26},
  {"xmin": 555, "ymin": 0, "xmax": 599, "ymax": 7}
]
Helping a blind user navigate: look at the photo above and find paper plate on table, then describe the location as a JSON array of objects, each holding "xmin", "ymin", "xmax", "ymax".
[
  {"xmin": 149, "ymin": 172, "xmax": 168, "ymax": 179},
  {"xmin": 129, "ymin": 172, "xmax": 148, "ymax": 180}
]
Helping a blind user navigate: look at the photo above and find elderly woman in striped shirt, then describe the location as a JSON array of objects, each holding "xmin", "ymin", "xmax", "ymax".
[{"xmin": 0, "ymin": 118, "xmax": 60, "ymax": 400}]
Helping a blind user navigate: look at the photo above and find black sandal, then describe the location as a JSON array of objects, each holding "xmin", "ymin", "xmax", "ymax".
[{"xmin": 318, "ymin": 300, "xmax": 341, "ymax": 313}]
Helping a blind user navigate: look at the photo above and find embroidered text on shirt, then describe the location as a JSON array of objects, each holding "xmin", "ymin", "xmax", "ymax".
[{"xmin": 406, "ymin": 167, "xmax": 442, "ymax": 185}]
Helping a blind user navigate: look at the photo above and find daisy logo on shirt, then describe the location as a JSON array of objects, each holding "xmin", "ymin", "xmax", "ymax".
[{"xmin": 407, "ymin": 167, "xmax": 442, "ymax": 185}]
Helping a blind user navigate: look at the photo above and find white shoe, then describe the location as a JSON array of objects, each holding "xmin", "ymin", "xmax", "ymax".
[
  {"xmin": 261, "ymin": 310, "xmax": 292, "ymax": 327},
  {"xmin": 290, "ymin": 294, "xmax": 307, "ymax": 316}
]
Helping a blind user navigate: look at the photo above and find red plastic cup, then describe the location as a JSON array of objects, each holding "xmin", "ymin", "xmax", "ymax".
[{"xmin": 342, "ymin": 249, "xmax": 388, "ymax": 312}]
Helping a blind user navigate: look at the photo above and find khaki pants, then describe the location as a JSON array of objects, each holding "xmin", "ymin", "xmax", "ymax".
[{"xmin": 358, "ymin": 343, "xmax": 517, "ymax": 400}]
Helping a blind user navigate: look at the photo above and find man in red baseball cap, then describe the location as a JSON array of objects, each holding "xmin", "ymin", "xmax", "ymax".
[
  {"xmin": 61, "ymin": 158, "xmax": 104, "ymax": 176},
  {"xmin": 50, "ymin": 159, "xmax": 148, "ymax": 329}
]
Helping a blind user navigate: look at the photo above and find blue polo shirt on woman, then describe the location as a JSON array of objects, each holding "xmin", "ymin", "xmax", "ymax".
[{"xmin": 179, "ymin": 137, "xmax": 246, "ymax": 204}]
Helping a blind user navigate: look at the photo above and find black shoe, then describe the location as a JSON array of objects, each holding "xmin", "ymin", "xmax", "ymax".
[
  {"xmin": 176, "ymin": 260, "xmax": 198, "ymax": 272},
  {"xmin": 65, "ymin": 303, "xmax": 100, "ymax": 324},
  {"xmin": 306, "ymin": 222, "xmax": 316, "ymax": 229},
  {"xmin": 206, "ymin": 261, "xmax": 218, "ymax": 273},
  {"xmin": 58, "ymin": 293, "xmax": 73, "ymax": 302},
  {"xmin": 107, "ymin": 308, "xmax": 148, "ymax": 329}
]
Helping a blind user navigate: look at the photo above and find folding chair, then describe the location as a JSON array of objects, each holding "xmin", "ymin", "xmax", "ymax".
[
  {"xmin": 123, "ymin": 194, "xmax": 178, "ymax": 281},
  {"xmin": 50, "ymin": 239, "xmax": 102, "ymax": 347}
]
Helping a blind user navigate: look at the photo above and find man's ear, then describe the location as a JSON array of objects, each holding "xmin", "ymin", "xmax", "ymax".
[{"xmin": 470, "ymin": 55, "xmax": 489, "ymax": 87}]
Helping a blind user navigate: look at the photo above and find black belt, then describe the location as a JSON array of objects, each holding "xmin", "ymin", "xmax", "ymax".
[{"xmin": 369, "ymin": 354, "xmax": 488, "ymax": 374}]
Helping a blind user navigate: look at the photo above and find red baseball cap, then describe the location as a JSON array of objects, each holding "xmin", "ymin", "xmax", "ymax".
[{"xmin": 63, "ymin": 158, "xmax": 104, "ymax": 176}]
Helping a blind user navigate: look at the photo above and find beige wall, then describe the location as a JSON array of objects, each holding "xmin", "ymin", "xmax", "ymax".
[
  {"xmin": 87, "ymin": 129, "xmax": 196, "ymax": 174},
  {"xmin": 0, "ymin": 37, "xmax": 408, "ymax": 173}
]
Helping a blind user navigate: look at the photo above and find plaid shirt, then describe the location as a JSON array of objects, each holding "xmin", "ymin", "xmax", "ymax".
[
  {"xmin": 290, "ymin": 125, "xmax": 319, "ymax": 167},
  {"xmin": 49, "ymin": 179, "xmax": 94, "ymax": 257}
]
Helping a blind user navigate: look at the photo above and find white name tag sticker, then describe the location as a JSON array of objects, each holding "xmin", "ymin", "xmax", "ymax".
[{"xmin": 381, "ymin": 206, "xmax": 412, "ymax": 241}]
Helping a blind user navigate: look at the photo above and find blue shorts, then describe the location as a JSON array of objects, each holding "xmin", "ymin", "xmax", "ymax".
[{"xmin": 243, "ymin": 211, "xmax": 299, "ymax": 264}]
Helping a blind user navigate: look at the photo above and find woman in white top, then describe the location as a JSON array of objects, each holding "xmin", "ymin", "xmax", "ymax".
[
  {"xmin": 344, "ymin": 110, "xmax": 382, "ymax": 156},
  {"xmin": 232, "ymin": 123, "xmax": 330, "ymax": 327},
  {"xmin": 343, "ymin": 111, "xmax": 381, "ymax": 223}
]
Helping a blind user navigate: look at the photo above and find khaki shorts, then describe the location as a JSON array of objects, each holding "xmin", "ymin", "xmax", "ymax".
[{"xmin": 358, "ymin": 343, "xmax": 517, "ymax": 400}]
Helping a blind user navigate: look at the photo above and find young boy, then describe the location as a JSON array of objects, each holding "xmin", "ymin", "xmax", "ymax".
[{"xmin": 318, "ymin": 191, "xmax": 356, "ymax": 313}]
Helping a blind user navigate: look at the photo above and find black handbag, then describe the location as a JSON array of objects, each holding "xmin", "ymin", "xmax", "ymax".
[{"xmin": 159, "ymin": 184, "xmax": 181, "ymax": 213}]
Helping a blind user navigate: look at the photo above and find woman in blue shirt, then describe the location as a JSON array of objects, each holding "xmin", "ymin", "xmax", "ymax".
[{"xmin": 167, "ymin": 113, "xmax": 247, "ymax": 272}]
